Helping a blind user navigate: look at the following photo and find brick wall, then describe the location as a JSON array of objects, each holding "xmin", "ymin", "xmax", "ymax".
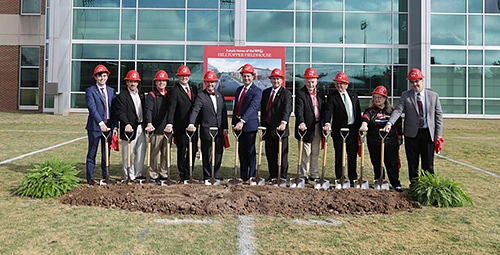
[
  {"xmin": 0, "ymin": 0, "xmax": 20, "ymax": 14},
  {"xmin": 0, "ymin": 46, "xmax": 19, "ymax": 111}
]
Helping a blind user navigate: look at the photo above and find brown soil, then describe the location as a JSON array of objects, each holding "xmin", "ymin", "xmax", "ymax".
[{"xmin": 59, "ymin": 183, "xmax": 421, "ymax": 217}]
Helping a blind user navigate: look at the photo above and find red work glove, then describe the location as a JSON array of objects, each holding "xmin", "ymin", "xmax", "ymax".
[
  {"xmin": 434, "ymin": 137, "xmax": 444, "ymax": 153},
  {"xmin": 110, "ymin": 132, "xmax": 119, "ymax": 151}
]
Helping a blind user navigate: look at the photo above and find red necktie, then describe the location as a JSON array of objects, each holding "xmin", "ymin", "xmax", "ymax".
[
  {"xmin": 236, "ymin": 87, "xmax": 247, "ymax": 116},
  {"xmin": 266, "ymin": 89, "xmax": 275, "ymax": 123},
  {"xmin": 186, "ymin": 86, "xmax": 192, "ymax": 100},
  {"xmin": 417, "ymin": 92, "xmax": 424, "ymax": 128},
  {"xmin": 100, "ymin": 87, "xmax": 108, "ymax": 122},
  {"xmin": 209, "ymin": 91, "xmax": 216, "ymax": 96}
]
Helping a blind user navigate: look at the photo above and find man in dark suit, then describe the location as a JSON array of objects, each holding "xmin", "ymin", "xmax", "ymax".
[
  {"xmin": 295, "ymin": 67, "xmax": 325, "ymax": 181},
  {"xmin": 260, "ymin": 68, "xmax": 292, "ymax": 180},
  {"xmin": 165, "ymin": 65, "xmax": 198, "ymax": 182},
  {"xmin": 187, "ymin": 71, "xmax": 228, "ymax": 181},
  {"xmin": 323, "ymin": 71, "xmax": 362, "ymax": 183},
  {"xmin": 114, "ymin": 70, "xmax": 146, "ymax": 181},
  {"xmin": 383, "ymin": 68, "xmax": 443, "ymax": 185},
  {"xmin": 232, "ymin": 63, "xmax": 262, "ymax": 183},
  {"xmin": 85, "ymin": 64, "xmax": 117, "ymax": 185}
]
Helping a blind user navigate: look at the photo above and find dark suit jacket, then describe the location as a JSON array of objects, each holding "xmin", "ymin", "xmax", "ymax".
[
  {"xmin": 113, "ymin": 89, "xmax": 145, "ymax": 140},
  {"xmin": 188, "ymin": 90, "xmax": 228, "ymax": 141},
  {"xmin": 166, "ymin": 83, "xmax": 198, "ymax": 133},
  {"xmin": 323, "ymin": 89, "xmax": 362, "ymax": 133},
  {"xmin": 260, "ymin": 87, "xmax": 292, "ymax": 139},
  {"xmin": 232, "ymin": 83, "xmax": 262, "ymax": 132},
  {"xmin": 294, "ymin": 86, "xmax": 325, "ymax": 143},
  {"xmin": 85, "ymin": 85, "xmax": 116, "ymax": 131}
]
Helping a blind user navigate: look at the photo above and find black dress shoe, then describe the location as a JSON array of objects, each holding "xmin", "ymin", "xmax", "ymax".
[
  {"xmin": 395, "ymin": 186, "xmax": 403, "ymax": 192},
  {"xmin": 87, "ymin": 179, "xmax": 95, "ymax": 185}
]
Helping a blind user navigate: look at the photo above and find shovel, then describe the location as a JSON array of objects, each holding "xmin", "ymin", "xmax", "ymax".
[
  {"xmin": 205, "ymin": 127, "xmax": 221, "ymax": 186},
  {"xmin": 272, "ymin": 129, "xmax": 287, "ymax": 187},
  {"xmin": 335, "ymin": 128, "xmax": 351, "ymax": 189},
  {"xmin": 144, "ymin": 131, "xmax": 153, "ymax": 184},
  {"xmin": 290, "ymin": 129, "xmax": 306, "ymax": 188},
  {"xmin": 161, "ymin": 131, "xmax": 176, "ymax": 186},
  {"xmin": 228, "ymin": 128, "xmax": 243, "ymax": 186},
  {"xmin": 124, "ymin": 131, "xmax": 133, "ymax": 185},
  {"xmin": 315, "ymin": 129, "xmax": 331, "ymax": 190},
  {"xmin": 375, "ymin": 129, "xmax": 390, "ymax": 190},
  {"xmin": 354, "ymin": 131, "xmax": 369, "ymax": 189},
  {"xmin": 250, "ymin": 127, "xmax": 266, "ymax": 186},
  {"xmin": 184, "ymin": 129, "xmax": 199, "ymax": 184},
  {"xmin": 99, "ymin": 131, "xmax": 112, "ymax": 186}
]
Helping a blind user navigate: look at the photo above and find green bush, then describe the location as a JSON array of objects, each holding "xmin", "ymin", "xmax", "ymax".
[
  {"xmin": 410, "ymin": 169, "xmax": 473, "ymax": 207},
  {"xmin": 16, "ymin": 157, "xmax": 81, "ymax": 198}
]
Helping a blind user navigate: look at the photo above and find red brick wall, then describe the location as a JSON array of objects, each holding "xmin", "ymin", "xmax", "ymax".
[
  {"xmin": 0, "ymin": 46, "xmax": 20, "ymax": 111},
  {"xmin": 0, "ymin": 0, "xmax": 20, "ymax": 14}
]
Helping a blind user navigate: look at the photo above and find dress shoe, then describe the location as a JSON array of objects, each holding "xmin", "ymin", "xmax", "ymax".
[
  {"xmin": 395, "ymin": 186, "xmax": 403, "ymax": 192},
  {"xmin": 243, "ymin": 179, "xmax": 251, "ymax": 184},
  {"xmin": 87, "ymin": 179, "xmax": 95, "ymax": 185}
]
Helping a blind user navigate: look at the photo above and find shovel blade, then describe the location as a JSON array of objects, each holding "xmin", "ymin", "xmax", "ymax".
[
  {"xmin": 272, "ymin": 178, "xmax": 287, "ymax": 187},
  {"xmin": 227, "ymin": 178, "xmax": 243, "ymax": 186},
  {"xmin": 204, "ymin": 179, "xmax": 221, "ymax": 186},
  {"xmin": 374, "ymin": 180, "xmax": 390, "ymax": 190},
  {"xmin": 250, "ymin": 177, "xmax": 265, "ymax": 186},
  {"xmin": 183, "ymin": 179, "xmax": 199, "ymax": 184},
  {"xmin": 314, "ymin": 179, "xmax": 330, "ymax": 190},
  {"xmin": 334, "ymin": 179, "xmax": 350, "ymax": 189},
  {"xmin": 99, "ymin": 179, "xmax": 108, "ymax": 186},
  {"xmin": 354, "ymin": 180, "xmax": 369, "ymax": 189},
  {"xmin": 289, "ymin": 178, "xmax": 305, "ymax": 188},
  {"xmin": 160, "ymin": 180, "xmax": 176, "ymax": 186}
]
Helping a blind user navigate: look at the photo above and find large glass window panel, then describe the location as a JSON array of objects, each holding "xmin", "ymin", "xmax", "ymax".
[
  {"xmin": 183, "ymin": 62, "xmax": 205, "ymax": 88},
  {"xmin": 395, "ymin": 14, "xmax": 408, "ymax": 44},
  {"xmin": 187, "ymin": 45, "xmax": 204, "ymax": 61},
  {"xmin": 295, "ymin": 47, "xmax": 310, "ymax": 62},
  {"xmin": 395, "ymin": 0, "xmax": 408, "ymax": 12},
  {"xmin": 344, "ymin": 65, "xmax": 392, "ymax": 96},
  {"xmin": 187, "ymin": 11, "xmax": 218, "ymax": 41},
  {"xmin": 20, "ymin": 69, "xmax": 39, "ymax": 88},
  {"xmin": 122, "ymin": 0, "xmax": 136, "ymax": 8},
  {"xmin": 247, "ymin": 0, "xmax": 293, "ymax": 10},
  {"xmin": 431, "ymin": 0, "xmax": 466, "ymax": 13},
  {"xmin": 119, "ymin": 62, "xmax": 136, "ymax": 91},
  {"xmin": 21, "ymin": 47, "xmax": 40, "ymax": 66},
  {"xmin": 485, "ymin": 1, "xmax": 500, "ymax": 13},
  {"xmin": 20, "ymin": 89, "xmax": 39, "ymax": 106},
  {"xmin": 247, "ymin": 12, "xmax": 293, "ymax": 42},
  {"xmin": 485, "ymin": 50, "xmax": 500, "ymax": 66},
  {"xmin": 313, "ymin": 64, "xmax": 342, "ymax": 94},
  {"xmin": 393, "ymin": 66, "xmax": 408, "ymax": 97},
  {"xmin": 220, "ymin": 10, "xmax": 235, "ymax": 42},
  {"xmin": 468, "ymin": 15, "xmax": 483, "ymax": 46},
  {"xmin": 431, "ymin": 66, "xmax": 466, "ymax": 97},
  {"xmin": 346, "ymin": 48, "xmax": 392, "ymax": 64},
  {"xmin": 21, "ymin": 0, "xmax": 41, "ymax": 14},
  {"xmin": 312, "ymin": 0, "xmax": 342, "ymax": 10},
  {"xmin": 71, "ymin": 93, "xmax": 86, "ymax": 108},
  {"xmin": 220, "ymin": 0, "xmax": 235, "ymax": 9},
  {"xmin": 468, "ymin": 50, "xmax": 482, "ymax": 65},
  {"xmin": 138, "ymin": 10, "xmax": 185, "ymax": 41},
  {"xmin": 296, "ymin": 12, "xmax": 310, "ymax": 43},
  {"xmin": 312, "ymin": 47, "xmax": 342, "ymax": 63},
  {"xmin": 73, "ymin": 0, "xmax": 120, "ymax": 7},
  {"xmin": 468, "ymin": 0, "xmax": 482, "ymax": 13},
  {"xmin": 485, "ymin": 67, "xmax": 500, "ymax": 98},
  {"xmin": 394, "ymin": 49, "xmax": 408, "ymax": 64},
  {"xmin": 346, "ymin": 0, "xmax": 391, "ymax": 12},
  {"xmin": 71, "ymin": 61, "xmax": 119, "ymax": 92},
  {"xmin": 285, "ymin": 63, "xmax": 294, "ymax": 89},
  {"xmin": 312, "ymin": 12, "xmax": 342, "ymax": 43},
  {"xmin": 73, "ymin": 10, "xmax": 120, "ymax": 40},
  {"xmin": 431, "ymin": 14, "xmax": 466, "ymax": 45},
  {"xmin": 286, "ymin": 47, "xmax": 293, "ymax": 62},
  {"xmin": 441, "ymin": 99, "xmax": 466, "ymax": 114},
  {"xmin": 468, "ymin": 100, "xmax": 482, "ymax": 114},
  {"xmin": 485, "ymin": 16, "xmax": 500, "ymax": 45},
  {"xmin": 72, "ymin": 44, "xmax": 118, "ymax": 59},
  {"xmin": 345, "ymin": 14, "xmax": 392, "ymax": 44},
  {"xmin": 137, "ymin": 45, "xmax": 184, "ymax": 60},
  {"xmin": 296, "ymin": 0, "xmax": 310, "ymax": 10},
  {"xmin": 138, "ymin": 0, "xmax": 184, "ymax": 8},
  {"xmin": 45, "ymin": 94, "xmax": 54, "ymax": 108},
  {"xmin": 485, "ymin": 101, "xmax": 500, "ymax": 114},
  {"xmin": 188, "ymin": 0, "xmax": 218, "ymax": 8},
  {"xmin": 121, "ymin": 44, "xmax": 135, "ymax": 60},
  {"xmin": 468, "ymin": 67, "xmax": 482, "ymax": 97},
  {"xmin": 431, "ymin": 49, "xmax": 465, "ymax": 65},
  {"xmin": 121, "ymin": 9, "xmax": 136, "ymax": 40},
  {"xmin": 137, "ymin": 62, "xmax": 179, "ymax": 92}
]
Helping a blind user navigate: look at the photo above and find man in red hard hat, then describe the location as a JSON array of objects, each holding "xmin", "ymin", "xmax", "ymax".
[
  {"xmin": 383, "ymin": 68, "xmax": 443, "ymax": 186},
  {"xmin": 84, "ymin": 64, "xmax": 118, "ymax": 185},
  {"xmin": 144, "ymin": 70, "xmax": 170, "ymax": 181},
  {"xmin": 114, "ymin": 70, "xmax": 146, "ymax": 182},
  {"xmin": 323, "ymin": 71, "xmax": 362, "ymax": 185},
  {"xmin": 165, "ymin": 65, "xmax": 198, "ymax": 182}
]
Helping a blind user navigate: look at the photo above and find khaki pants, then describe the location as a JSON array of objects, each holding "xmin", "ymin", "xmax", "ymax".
[
  {"xmin": 299, "ymin": 123, "xmax": 321, "ymax": 179},
  {"xmin": 121, "ymin": 125, "xmax": 146, "ymax": 180},
  {"xmin": 148, "ymin": 134, "xmax": 168, "ymax": 179}
]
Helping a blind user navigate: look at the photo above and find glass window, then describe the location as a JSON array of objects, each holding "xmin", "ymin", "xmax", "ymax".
[
  {"xmin": 73, "ymin": 9, "xmax": 120, "ymax": 40},
  {"xmin": 393, "ymin": 66, "xmax": 408, "ymax": 97},
  {"xmin": 220, "ymin": 10, "xmax": 235, "ymax": 42},
  {"xmin": 247, "ymin": 12, "xmax": 293, "ymax": 42},
  {"xmin": 468, "ymin": 67, "xmax": 482, "ymax": 97},
  {"xmin": 71, "ymin": 93, "xmax": 86, "ymax": 108},
  {"xmin": 346, "ymin": 0, "xmax": 391, "ymax": 12},
  {"xmin": 431, "ymin": 0, "xmax": 466, "ymax": 13},
  {"xmin": 296, "ymin": 12, "xmax": 310, "ymax": 43},
  {"xmin": 344, "ymin": 65, "xmax": 392, "ymax": 96},
  {"xmin": 138, "ymin": 0, "xmax": 184, "ymax": 8},
  {"xmin": 121, "ymin": 44, "xmax": 135, "ymax": 60},
  {"xmin": 346, "ymin": 48, "xmax": 392, "ymax": 64},
  {"xmin": 485, "ymin": 50, "xmax": 500, "ymax": 66},
  {"xmin": 394, "ymin": 49, "xmax": 408, "ymax": 64},
  {"xmin": 187, "ymin": 45, "xmax": 204, "ymax": 61},
  {"xmin": 296, "ymin": 0, "xmax": 310, "ymax": 10},
  {"xmin": 468, "ymin": 100, "xmax": 482, "ymax": 114},
  {"xmin": 295, "ymin": 47, "xmax": 310, "ymax": 62},
  {"xmin": 137, "ymin": 45, "xmax": 184, "ymax": 60},
  {"xmin": 468, "ymin": 50, "xmax": 482, "ymax": 65},
  {"xmin": 395, "ymin": 0, "xmax": 408, "ymax": 12},
  {"xmin": 138, "ymin": 10, "xmax": 185, "ymax": 41},
  {"xmin": 485, "ymin": 1, "xmax": 500, "ymax": 13},
  {"xmin": 313, "ymin": 64, "xmax": 342, "ymax": 94},
  {"xmin": 72, "ymin": 44, "xmax": 119, "ymax": 59},
  {"xmin": 431, "ymin": 14, "xmax": 466, "ymax": 45},
  {"xmin": 187, "ymin": 11, "xmax": 218, "ymax": 41},
  {"xmin": 20, "ymin": 69, "xmax": 39, "ymax": 88},
  {"xmin": 22, "ymin": 0, "xmax": 41, "ymax": 14},
  {"xmin": 20, "ymin": 90, "xmax": 39, "ymax": 106},
  {"xmin": 20, "ymin": 46, "xmax": 40, "ymax": 108},
  {"xmin": 485, "ymin": 101, "xmax": 500, "ymax": 114},
  {"xmin": 468, "ymin": 15, "xmax": 483, "ymax": 46},
  {"xmin": 312, "ymin": 12, "xmax": 342, "ymax": 43},
  {"xmin": 431, "ymin": 49, "xmax": 466, "ymax": 65},
  {"xmin": 247, "ymin": 0, "xmax": 294, "ymax": 10},
  {"xmin": 188, "ymin": 0, "xmax": 218, "ymax": 8},
  {"xmin": 137, "ymin": 62, "xmax": 180, "ymax": 92},
  {"xmin": 73, "ymin": 0, "xmax": 120, "ymax": 7},
  {"xmin": 395, "ymin": 14, "xmax": 408, "ymax": 44},
  {"xmin": 431, "ymin": 66, "xmax": 466, "ymax": 97},
  {"xmin": 122, "ymin": 0, "xmax": 136, "ymax": 8},
  {"xmin": 485, "ymin": 67, "xmax": 500, "ymax": 98},
  {"xmin": 468, "ymin": 0, "xmax": 482, "ymax": 13},
  {"xmin": 312, "ymin": 47, "xmax": 342, "ymax": 63},
  {"xmin": 21, "ymin": 47, "xmax": 40, "ymax": 66},
  {"xmin": 71, "ymin": 61, "xmax": 119, "ymax": 92},
  {"xmin": 286, "ymin": 47, "xmax": 293, "ymax": 62},
  {"xmin": 312, "ymin": 0, "xmax": 342, "ymax": 11},
  {"xmin": 220, "ymin": 0, "xmax": 235, "ymax": 9},
  {"xmin": 441, "ymin": 99, "xmax": 466, "ymax": 114},
  {"xmin": 485, "ymin": 16, "xmax": 500, "ymax": 46},
  {"xmin": 345, "ymin": 14, "xmax": 392, "ymax": 44},
  {"xmin": 121, "ymin": 9, "xmax": 136, "ymax": 40}
]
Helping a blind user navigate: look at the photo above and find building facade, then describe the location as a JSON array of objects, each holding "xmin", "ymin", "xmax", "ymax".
[{"xmin": 2, "ymin": 0, "xmax": 500, "ymax": 118}]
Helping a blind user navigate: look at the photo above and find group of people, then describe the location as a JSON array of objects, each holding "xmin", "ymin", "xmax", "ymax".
[{"xmin": 85, "ymin": 63, "xmax": 443, "ymax": 192}]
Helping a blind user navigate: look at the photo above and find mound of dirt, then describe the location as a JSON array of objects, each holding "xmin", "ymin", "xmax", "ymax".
[{"xmin": 59, "ymin": 183, "xmax": 421, "ymax": 217}]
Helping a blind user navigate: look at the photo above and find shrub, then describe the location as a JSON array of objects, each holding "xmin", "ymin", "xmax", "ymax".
[
  {"xmin": 409, "ymin": 169, "xmax": 473, "ymax": 207},
  {"xmin": 16, "ymin": 157, "xmax": 81, "ymax": 198}
]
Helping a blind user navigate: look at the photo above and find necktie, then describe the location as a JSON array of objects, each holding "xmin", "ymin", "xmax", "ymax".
[
  {"xmin": 100, "ymin": 87, "xmax": 108, "ymax": 122},
  {"xmin": 236, "ymin": 87, "xmax": 247, "ymax": 116},
  {"xmin": 266, "ymin": 89, "xmax": 275, "ymax": 122},
  {"xmin": 185, "ymin": 86, "xmax": 192, "ymax": 100},
  {"xmin": 209, "ymin": 91, "xmax": 216, "ymax": 96},
  {"xmin": 417, "ymin": 92, "xmax": 424, "ymax": 128},
  {"xmin": 342, "ymin": 93, "xmax": 352, "ymax": 124}
]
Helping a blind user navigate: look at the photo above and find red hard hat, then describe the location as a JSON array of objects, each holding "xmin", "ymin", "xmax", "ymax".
[
  {"xmin": 240, "ymin": 63, "xmax": 256, "ymax": 75},
  {"xmin": 124, "ymin": 70, "xmax": 141, "ymax": 81},
  {"xmin": 334, "ymin": 72, "xmax": 349, "ymax": 84},
  {"xmin": 93, "ymin": 64, "xmax": 110, "ymax": 76},
  {"xmin": 203, "ymin": 71, "xmax": 218, "ymax": 82},
  {"xmin": 303, "ymin": 67, "xmax": 318, "ymax": 79},
  {"xmin": 407, "ymin": 68, "xmax": 424, "ymax": 80},
  {"xmin": 154, "ymin": 70, "xmax": 169, "ymax": 81},
  {"xmin": 176, "ymin": 65, "xmax": 192, "ymax": 76},
  {"xmin": 268, "ymin": 68, "xmax": 284, "ymax": 79},
  {"xmin": 372, "ymin": 85, "xmax": 388, "ymax": 97}
]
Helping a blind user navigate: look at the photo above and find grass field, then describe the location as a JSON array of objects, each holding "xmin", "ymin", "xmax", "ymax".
[{"xmin": 0, "ymin": 112, "xmax": 499, "ymax": 254}]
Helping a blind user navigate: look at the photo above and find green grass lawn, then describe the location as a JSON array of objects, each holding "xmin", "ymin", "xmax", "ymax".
[{"xmin": 0, "ymin": 112, "xmax": 499, "ymax": 254}]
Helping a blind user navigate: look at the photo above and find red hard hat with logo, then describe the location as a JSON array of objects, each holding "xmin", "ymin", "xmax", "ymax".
[
  {"xmin": 268, "ymin": 68, "xmax": 284, "ymax": 79},
  {"xmin": 303, "ymin": 67, "xmax": 318, "ymax": 78},
  {"xmin": 154, "ymin": 70, "xmax": 169, "ymax": 81},
  {"xmin": 176, "ymin": 65, "xmax": 192, "ymax": 76},
  {"xmin": 407, "ymin": 68, "xmax": 424, "ymax": 80},
  {"xmin": 204, "ymin": 71, "xmax": 218, "ymax": 82},
  {"xmin": 240, "ymin": 63, "xmax": 256, "ymax": 75},
  {"xmin": 124, "ymin": 70, "xmax": 141, "ymax": 81},
  {"xmin": 334, "ymin": 72, "xmax": 349, "ymax": 84},
  {"xmin": 372, "ymin": 85, "xmax": 388, "ymax": 97},
  {"xmin": 93, "ymin": 64, "xmax": 110, "ymax": 76}
]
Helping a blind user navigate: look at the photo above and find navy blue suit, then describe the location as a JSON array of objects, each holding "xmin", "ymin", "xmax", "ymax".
[
  {"xmin": 232, "ymin": 83, "xmax": 262, "ymax": 180},
  {"xmin": 85, "ymin": 84, "xmax": 116, "ymax": 181}
]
